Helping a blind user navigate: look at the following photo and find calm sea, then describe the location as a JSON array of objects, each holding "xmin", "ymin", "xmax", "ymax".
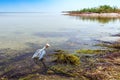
[{"xmin": 0, "ymin": 12, "xmax": 120, "ymax": 51}]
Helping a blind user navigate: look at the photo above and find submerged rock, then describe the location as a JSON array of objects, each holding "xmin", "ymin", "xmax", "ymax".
[
  {"xmin": 98, "ymin": 36, "xmax": 120, "ymax": 43},
  {"xmin": 53, "ymin": 50, "xmax": 80, "ymax": 66}
]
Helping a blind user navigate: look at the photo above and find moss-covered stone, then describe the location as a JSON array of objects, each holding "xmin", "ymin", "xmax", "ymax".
[
  {"xmin": 76, "ymin": 49, "xmax": 108, "ymax": 54},
  {"xmin": 53, "ymin": 50, "xmax": 80, "ymax": 66},
  {"xmin": 96, "ymin": 42, "xmax": 120, "ymax": 49},
  {"xmin": 19, "ymin": 74, "xmax": 40, "ymax": 80},
  {"xmin": 104, "ymin": 43, "xmax": 120, "ymax": 49}
]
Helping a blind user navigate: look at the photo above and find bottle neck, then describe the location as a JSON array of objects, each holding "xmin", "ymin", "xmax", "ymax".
[{"xmin": 42, "ymin": 46, "xmax": 46, "ymax": 50}]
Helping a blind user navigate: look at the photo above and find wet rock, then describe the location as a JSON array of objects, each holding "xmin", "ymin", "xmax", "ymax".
[{"xmin": 98, "ymin": 36, "xmax": 120, "ymax": 43}]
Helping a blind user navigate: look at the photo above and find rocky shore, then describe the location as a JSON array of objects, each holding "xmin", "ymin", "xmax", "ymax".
[{"xmin": 67, "ymin": 12, "xmax": 120, "ymax": 18}]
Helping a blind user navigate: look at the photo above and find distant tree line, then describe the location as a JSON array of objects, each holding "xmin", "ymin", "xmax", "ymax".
[{"xmin": 69, "ymin": 5, "xmax": 120, "ymax": 13}]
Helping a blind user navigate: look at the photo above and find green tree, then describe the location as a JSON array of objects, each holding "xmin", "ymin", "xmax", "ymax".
[{"xmin": 77, "ymin": 5, "xmax": 119, "ymax": 13}]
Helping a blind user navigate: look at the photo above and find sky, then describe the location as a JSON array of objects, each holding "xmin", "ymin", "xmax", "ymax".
[{"xmin": 0, "ymin": 0, "xmax": 120, "ymax": 12}]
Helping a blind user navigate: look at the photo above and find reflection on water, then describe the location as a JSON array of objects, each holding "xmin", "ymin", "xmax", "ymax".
[
  {"xmin": 0, "ymin": 13, "xmax": 120, "ymax": 51},
  {"xmin": 69, "ymin": 15, "xmax": 120, "ymax": 24}
]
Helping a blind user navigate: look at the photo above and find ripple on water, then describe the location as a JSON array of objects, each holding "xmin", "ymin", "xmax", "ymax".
[{"xmin": 33, "ymin": 31, "xmax": 77, "ymax": 38}]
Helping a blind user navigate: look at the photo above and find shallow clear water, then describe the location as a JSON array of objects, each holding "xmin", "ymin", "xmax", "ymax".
[{"xmin": 0, "ymin": 13, "xmax": 120, "ymax": 51}]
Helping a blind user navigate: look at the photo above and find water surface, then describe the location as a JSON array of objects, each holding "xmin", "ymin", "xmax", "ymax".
[{"xmin": 0, "ymin": 13, "xmax": 120, "ymax": 51}]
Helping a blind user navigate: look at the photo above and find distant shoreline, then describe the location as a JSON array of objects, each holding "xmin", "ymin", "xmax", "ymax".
[
  {"xmin": 65, "ymin": 12, "xmax": 120, "ymax": 18},
  {"xmin": 65, "ymin": 5, "xmax": 120, "ymax": 18}
]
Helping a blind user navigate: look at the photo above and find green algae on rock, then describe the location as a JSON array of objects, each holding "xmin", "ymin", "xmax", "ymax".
[
  {"xmin": 76, "ymin": 49, "xmax": 108, "ymax": 54},
  {"xmin": 53, "ymin": 50, "xmax": 80, "ymax": 66}
]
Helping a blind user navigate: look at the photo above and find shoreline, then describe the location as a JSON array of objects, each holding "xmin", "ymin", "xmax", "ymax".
[{"xmin": 66, "ymin": 12, "xmax": 120, "ymax": 18}]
